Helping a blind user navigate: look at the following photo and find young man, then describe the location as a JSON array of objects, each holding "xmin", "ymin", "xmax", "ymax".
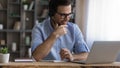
[{"xmin": 31, "ymin": 0, "xmax": 89, "ymax": 61}]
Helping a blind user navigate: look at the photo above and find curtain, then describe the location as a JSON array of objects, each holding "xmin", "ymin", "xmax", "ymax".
[
  {"xmin": 86, "ymin": 0, "xmax": 120, "ymax": 48},
  {"xmin": 86, "ymin": 0, "xmax": 120, "ymax": 61}
]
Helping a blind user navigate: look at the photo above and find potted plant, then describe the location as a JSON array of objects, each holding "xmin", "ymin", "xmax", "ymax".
[
  {"xmin": 22, "ymin": 0, "xmax": 28, "ymax": 10},
  {"xmin": 0, "ymin": 47, "xmax": 10, "ymax": 63}
]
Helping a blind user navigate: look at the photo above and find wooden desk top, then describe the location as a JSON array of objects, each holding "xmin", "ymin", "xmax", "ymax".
[{"xmin": 0, "ymin": 62, "xmax": 120, "ymax": 68}]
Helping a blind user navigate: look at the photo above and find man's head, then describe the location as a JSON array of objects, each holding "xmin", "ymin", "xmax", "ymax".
[
  {"xmin": 49, "ymin": 0, "xmax": 72, "ymax": 17},
  {"xmin": 49, "ymin": 0, "xmax": 73, "ymax": 26}
]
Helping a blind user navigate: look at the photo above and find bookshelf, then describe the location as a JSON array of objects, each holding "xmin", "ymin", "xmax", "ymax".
[
  {"xmin": 0, "ymin": 0, "xmax": 76, "ymax": 61},
  {"xmin": 0, "ymin": 0, "xmax": 35, "ymax": 61}
]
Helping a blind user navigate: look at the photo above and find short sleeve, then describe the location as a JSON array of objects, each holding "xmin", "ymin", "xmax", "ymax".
[
  {"xmin": 73, "ymin": 24, "xmax": 90, "ymax": 53},
  {"xmin": 31, "ymin": 24, "xmax": 43, "ymax": 52}
]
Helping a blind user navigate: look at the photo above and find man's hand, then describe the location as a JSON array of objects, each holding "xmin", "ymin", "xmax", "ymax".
[
  {"xmin": 59, "ymin": 48, "xmax": 74, "ymax": 61},
  {"xmin": 53, "ymin": 25, "xmax": 67, "ymax": 38}
]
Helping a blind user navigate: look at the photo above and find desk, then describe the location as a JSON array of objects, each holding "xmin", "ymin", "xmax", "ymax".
[{"xmin": 0, "ymin": 62, "xmax": 120, "ymax": 68}]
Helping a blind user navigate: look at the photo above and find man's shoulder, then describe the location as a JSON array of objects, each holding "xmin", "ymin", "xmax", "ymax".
[
  {"xmin": 68, "ymin": 22, "xmax": 78, "ymax": 28},
  {"xmin": 34, "ymin": 22, "xmax": 44, "ymax": 28},
  {"xmin": 35, "ymin": 18, "xmax": 50, "ymax": 28}
]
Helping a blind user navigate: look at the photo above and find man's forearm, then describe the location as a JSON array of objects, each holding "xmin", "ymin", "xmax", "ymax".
[
  {"xmin": 73, "ymin": 52, "xmax": 89, "ymax": 61},
  {"xmin": 32, "ymin": 32, "xmax": 58, "ymax": 61}
]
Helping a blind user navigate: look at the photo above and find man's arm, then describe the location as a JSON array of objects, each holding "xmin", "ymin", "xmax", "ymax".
[
  {"xmin": 32, "ymin": 25, "xmax": 67, "ymax": 61},
  {"xmin": 73, "ymin": 52, "xmax": 89, "ymax": 61},
  {"xmin": 60, "ymin": 48, "xmax": 89, "ymax": 61},
  {"xmin": 32, "ymin": 32, "xmax": 58, "ymax": 61}
]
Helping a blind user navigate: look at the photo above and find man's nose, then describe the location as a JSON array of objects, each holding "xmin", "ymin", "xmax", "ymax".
[{"xmin": 63, "ymin": 16, "xmax": 70, "ymax": 21}]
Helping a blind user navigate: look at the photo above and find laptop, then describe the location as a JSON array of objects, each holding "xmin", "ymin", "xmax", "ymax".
[{"xmin": 72, "ymin": 41, "xmax": 120, "ymax": 64}]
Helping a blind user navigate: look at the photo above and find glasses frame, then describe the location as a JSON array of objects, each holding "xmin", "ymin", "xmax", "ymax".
[{"xmin": 56, "ymin": 12, "xmax": 73, "ymax": 19}]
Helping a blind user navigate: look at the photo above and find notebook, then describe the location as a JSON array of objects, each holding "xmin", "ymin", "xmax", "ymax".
[{"xmin": 72, "ymin": 41, "xmax": 120, "ymax": 64}]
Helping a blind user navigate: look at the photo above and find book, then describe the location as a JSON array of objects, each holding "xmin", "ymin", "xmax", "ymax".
[{"xmin": 15, "ymin": 58, "xmax": 33, "ymax": 62}]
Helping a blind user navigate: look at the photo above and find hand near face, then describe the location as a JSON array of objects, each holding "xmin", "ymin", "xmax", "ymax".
[
  {"xmin": 59, "ymin": 48, "xmax": 73, "ymax": 61},
  {"xmin": 53, "ymin": 25, "xmax": 67, "ymax": 38}
]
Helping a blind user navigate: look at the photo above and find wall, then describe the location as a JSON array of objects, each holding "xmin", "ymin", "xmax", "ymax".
[{"xmin": 75, "ymin": 0, "xmax": 89, "ymax": 40}]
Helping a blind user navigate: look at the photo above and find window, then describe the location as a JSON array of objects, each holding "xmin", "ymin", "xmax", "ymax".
[{"xmin": 86, "ymin": 0, "xmax": 120, "ymax": 47}]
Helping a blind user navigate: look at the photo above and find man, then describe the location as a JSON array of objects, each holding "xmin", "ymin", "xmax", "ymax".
[{"xmin": 31, "ymin": 0, "xmax": 89, "ymax": 61}]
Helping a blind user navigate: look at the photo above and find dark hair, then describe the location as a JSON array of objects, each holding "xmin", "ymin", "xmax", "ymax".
[{"xmin": 49, "ymin": 0, "xmax": 72, "ymax": 17}]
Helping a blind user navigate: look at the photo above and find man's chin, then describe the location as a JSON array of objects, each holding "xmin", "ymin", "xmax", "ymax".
[
  {"xmin": 58, "ymin": 24, "xmax": 66, "ymax": 26},
  {"xmin": 59, "ymin": 23, "xmax": 67, "ymax": 26}
]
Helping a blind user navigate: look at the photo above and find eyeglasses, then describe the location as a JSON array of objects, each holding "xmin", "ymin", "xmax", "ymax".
[{"xmin": 56, "ymin": 12, "xmax": 73, "ymax": 19}]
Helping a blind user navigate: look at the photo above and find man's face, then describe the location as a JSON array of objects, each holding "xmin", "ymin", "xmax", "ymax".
[{"xmin": 53, "ymin": 5, "xmax": 72, "ymax": 26}]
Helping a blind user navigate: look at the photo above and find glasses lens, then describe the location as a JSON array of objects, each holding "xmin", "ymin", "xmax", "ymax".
[{"xmin": 57, "ymin": 12, "xmax": 73, "ymax": 18}]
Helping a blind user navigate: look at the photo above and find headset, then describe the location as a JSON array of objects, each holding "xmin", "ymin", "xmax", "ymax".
[
  {"xmin": 49, "ymin": 0, "xmax": 57, "ymax": 17},
  {"xmin": 49, "ymin": 0, "xmax": 72, "ymax": 17}
]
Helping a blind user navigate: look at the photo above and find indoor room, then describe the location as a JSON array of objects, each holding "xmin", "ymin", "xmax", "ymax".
[{"xmin": 0, "ymin": 0, "xmax": 120, "ymax": 68}]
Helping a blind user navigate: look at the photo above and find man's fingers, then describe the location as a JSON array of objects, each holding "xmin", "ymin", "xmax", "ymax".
[
  {"xmin": 60, "ymin": 25, "xmax": 68, "ymax": 28},
  {"xmin": 60, "ymin": 48, "xmax": 71, "ymax": 60}
]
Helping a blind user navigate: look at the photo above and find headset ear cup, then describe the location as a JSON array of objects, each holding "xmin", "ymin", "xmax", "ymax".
[
  {"xmin": 49, "ymin": 9, "xmax": 55, "ymax": 17},
  {"xmin": 48, "ymin": 9, "xmax": 51, "ymax": 16}
]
